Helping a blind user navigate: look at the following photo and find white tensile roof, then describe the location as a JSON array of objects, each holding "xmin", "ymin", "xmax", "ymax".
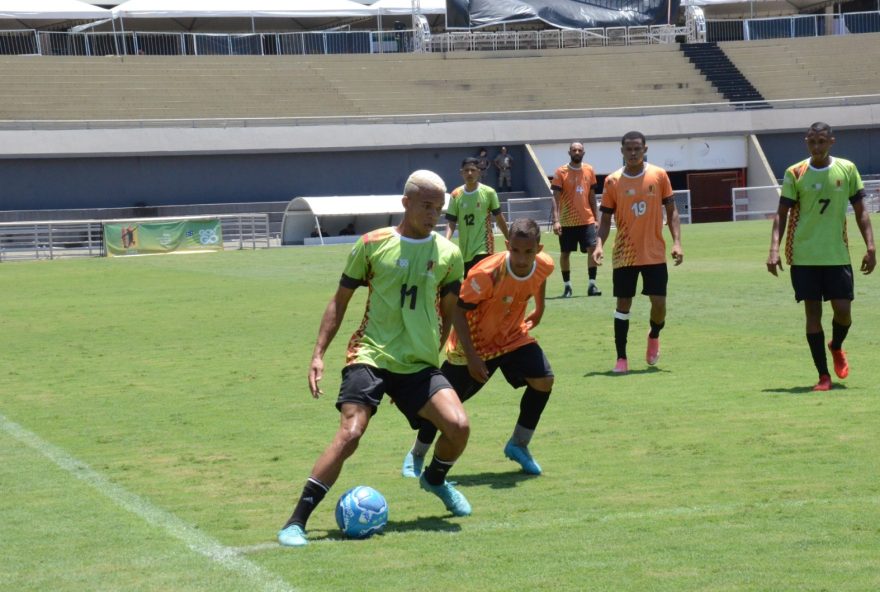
[
  {"xmin": 0, "ymin": 0, "xmax": 111, "ymax": 19},
  {"xmin": 112, "ymin": 0, "xmax": 375, "ymax": 19}
]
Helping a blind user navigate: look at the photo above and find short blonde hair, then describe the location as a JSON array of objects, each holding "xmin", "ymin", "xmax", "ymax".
[{"xmin": 404, "ymin": 170, "xmax": 446, "ymax": 197}]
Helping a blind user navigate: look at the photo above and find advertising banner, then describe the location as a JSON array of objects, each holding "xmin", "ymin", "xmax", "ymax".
[
  {"xmin": 447, "ymin": 0, "xmax": 680, "ymax": 29},
  {"xmin": 104, "ymin": 219, "xmax": 223, "ymax": 257}
]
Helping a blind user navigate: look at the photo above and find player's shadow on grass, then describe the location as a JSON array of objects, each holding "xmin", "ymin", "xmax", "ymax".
[
  {"xmin": 384, "ymin": 516, "xmax": 463, "ymax": 535},
  {"xmin": 452, "ymin": 470, "xmax": 537, "ymax": 490},
  {"xmin": 762, "ymin": 384, "xmax": 849, "ymax": 395},
  {"xmin": 582, "ymin": 367, "xmax": 667, "ymax": 378}
]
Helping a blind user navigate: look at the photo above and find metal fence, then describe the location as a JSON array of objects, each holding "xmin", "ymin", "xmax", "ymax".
[
  {"xmin": 0, "ymin": 28, "xmax": 418, "ymax": 57},
  {"xmin": 0, "ymin": 214, "xmax": 271, "ymax": 262},
  {"xmin": 706, "ymin": 10, "xmax": 880, "ymax": 42},
  {"xmin": 0, "ymin": 11, "xmax": 877, "ymax": 57}
]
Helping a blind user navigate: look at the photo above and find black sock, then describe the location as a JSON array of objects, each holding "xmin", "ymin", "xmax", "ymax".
[
  {"xmin": 806, "ymin": 331, "xmax": 829, "ymax": 376},
  {"xmin": 649, "ymin": 320, "xmax": 665, "ymax": 339},
  {"xmin": 588, "ymin": 266, "xmax": 597, "ymax": 280},
  {"xmin": 517, "ymin": 386, "xmax": 551, "ymax": 430},
  {"xmin": 283, "ymin": 477, "xmax": 329, "ymax": 530},
  {"xmin": 830, "ymin": 320, "xmax": 850, "ymax": 350},
  {"xmin": 562, "ymin": 270, "xmax": 571, "ymax": 283},
  {"xmin": 416, "ymin": 420, "xmax": 439, "ymax": 447},
  {"xmin": 614, "ymin": 311, "xmax": 629, "ymax": 359},
  {"xmin": 423, "ymin": 456, "xmax": 454, "ymax": 486}
]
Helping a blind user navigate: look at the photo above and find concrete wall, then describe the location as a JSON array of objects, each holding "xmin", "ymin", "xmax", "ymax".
[
  {"xmin": 757, "ymin": 127, "xmax": 880, "ymax": 180},
  {"xmin": 0, "ymin": 145, "xmax": 527, "ymax": 211}
]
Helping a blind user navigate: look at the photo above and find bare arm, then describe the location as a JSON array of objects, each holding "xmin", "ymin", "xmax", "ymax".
[
  {"xmin": 308, "ymin": 285, "xmax": 356, "ymax": 398},
  {"xmin": 665, "ymin": 200, "xmax": 683, "ymax": 265},
  {"xmin": 552, "ymin": 189, "xmax": 563, "ymax": 236},
  {"xmin": 445, "ymin": 220, "xmax": 456, "ymax": 241},
  {"xmin": 767, "ymin": 201, "xmax": 791, "ymax": 276},
  {"xmin": 853, "ymin": 199, "xmax": 876, "ymax": 274},
  {"xmin": 495, "ymin": 212, "xmax": 510, "ymax": 241},
  {"xmin": 450, "ymin": 302, "xmax": 489, "ymax": 383},
  {"xmin": 524, "ymin": 280, "xmax": 547, "ymax": 331}
]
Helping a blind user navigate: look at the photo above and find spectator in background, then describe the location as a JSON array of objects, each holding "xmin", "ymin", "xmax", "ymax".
[
  {"xmin": 476, "ymin": 148, "xmax": 491, "ymax": 181},
  {"xmin": 494, "ymin": 146, "xmax": 514, "ymax": 191},
  {"xmin": 339, "ymin": 222, "xmax": 356, "ymax": 236}
]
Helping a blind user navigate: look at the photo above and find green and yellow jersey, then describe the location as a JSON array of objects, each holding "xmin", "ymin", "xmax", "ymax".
[
  {"xmin": 446, "ymin": 183, "xmax": 501, "ymax": 263},
  {"xmin": 781, "ymin": 157, "xmax": 864, "ymax": 266},
  {"xmin": 341, "ymin": 227, "xmax": 464, "ymax": 374}
]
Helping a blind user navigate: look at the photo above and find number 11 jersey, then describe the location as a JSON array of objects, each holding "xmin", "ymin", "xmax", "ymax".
[{"xmin": 341, "ymin": 227, "xmax": 464, "ymax": 374}]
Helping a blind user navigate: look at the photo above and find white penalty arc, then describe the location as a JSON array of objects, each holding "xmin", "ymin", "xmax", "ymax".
[{"xmin": 0, "ymin": 413, "xmax": 297, "ymax": 592}]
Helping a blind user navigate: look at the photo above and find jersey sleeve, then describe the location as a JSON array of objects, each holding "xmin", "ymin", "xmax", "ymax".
[
  {"xmin": 600, "ymin": 176, "xmax": 617, "ymax": 212},
  {"xmin": 550, "ymin": 167, "xmax": 564, "ymax": 192},
  {"xmin": 440, "ymin": 243, "xmax": 465, "ymax": 292},
  {"xmin": 446, "ymin": 191, "xmax": 460, "ymax": 221},
  {"xmin": 458, "ymin": 269, "xmax": 494, "ymax": 307},
  {"xmin": 488, "ymin": 187, "xmax": 501, "ymax": 213},
  {"xmin": 848, "ymin": 162, "xmax": 865, "ymax": 201},
  {"xmin": 780, "ymin": 166, "xmax": 799, "ymax": 202},
  {"xmin": 341, "ymin": 236, "xmax": 369, "ymax": 284},
  {"xmin": 659, "ymin": 169, "xmax": 674, "ymax": 199}
]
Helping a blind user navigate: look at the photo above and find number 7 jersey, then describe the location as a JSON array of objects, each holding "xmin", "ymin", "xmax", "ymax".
[
  {"xmin": 600, "ymin": 163, "xmax": 674, "ymax": 268},
  {"xmin": 341, "ymin": 227, "xmax": 464, "ymax": 374}
]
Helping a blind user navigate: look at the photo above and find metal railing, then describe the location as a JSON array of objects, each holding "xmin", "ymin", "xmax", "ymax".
[
  {"xmin": 0, "ymin": 11, "xmax": 877, "ymax": 57},
  {"xmin": 706, "ymin": 10, "xmax": 880, "ymax": 42},
  {"xmin": 0, "ymin": 214, "xmax": 271, "ymax": 262}
]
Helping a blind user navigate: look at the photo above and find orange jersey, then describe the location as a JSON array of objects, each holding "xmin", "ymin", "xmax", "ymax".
[
  {"xmin": 600, "ymin": 164, "xmax": 674, "ymax": 268},
  {"xmin": 551, "ymin": 164, "xmax": 597, "ymax": 226},
  {"xmin": 446, "ymin": 251, "xmax": 554, "ymax": 364}
]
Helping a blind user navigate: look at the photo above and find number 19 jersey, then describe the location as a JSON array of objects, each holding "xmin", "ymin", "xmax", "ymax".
[
  {"xmin": 342, "ymin": 227, "xmax": 464, "ymax": 374},
  {"xmin": 600, "ymin": 164, "xmax": 674, "ymax": 269}
]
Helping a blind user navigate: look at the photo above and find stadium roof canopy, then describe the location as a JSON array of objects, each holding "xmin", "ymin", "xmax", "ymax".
[
  {"xmin": 112, "ymin": 0, "xmax": 375, "ymax": 19},
  {"xmin": 682, "ymin": 0, "xmax": 839, "ymax": 17},
  {"xmin": 370, "ymin": 0, "xmax": 446, "ymax": 16},
  {"xmin": 0, "ymin": 0, "xmax": 111, "ymax": 19}
]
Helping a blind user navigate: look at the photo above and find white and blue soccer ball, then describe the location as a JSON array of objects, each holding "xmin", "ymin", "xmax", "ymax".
[{"xmin": 335, "ymin": 485, "xmax": 388, "ymax": 539}]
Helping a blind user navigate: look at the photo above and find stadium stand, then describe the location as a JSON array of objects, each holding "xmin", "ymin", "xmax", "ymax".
[
  {"xmin": 0, "ymin": 44, "xmax": 721, "ymax": 120},
  {"xmin": 720, "ymin": 33, "xmax": 880, "ymax": 101}
]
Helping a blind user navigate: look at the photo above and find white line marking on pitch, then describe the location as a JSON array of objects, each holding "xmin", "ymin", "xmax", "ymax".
[{"xmin": 1, "ymin": 413, "xmax": 296, "ymax": 592}]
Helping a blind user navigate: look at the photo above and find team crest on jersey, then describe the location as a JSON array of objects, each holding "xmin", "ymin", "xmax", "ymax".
[
  {"xmin": 648, "ymin": 184, "xmax": 656, "ymax": 194},
  {"xmin": 470, "ymin": 277, "xmax": 482, "ymax": 294},
  {"xmin": 812, "ymin": 183, "xmax": 823, "ymax": 190},
  {"xmin": 502, "ymin": 296, "xmax": 513, "ymax": 304},
  {"xmin": 426, "ymin": 260, "xmax": 435, "ymax": 273},
  {"xmin": 626, "ymin": 189, "xmax": 636, "ymax": 196},
  {"xmin": 835, "ymin": 179, "xmax": 842, "ymax": 190},
  {"xmin": 576, "ymin": 186, "xmax": 584, "ymax": 193},
  {"xmin": 397, "ymin": 258, "xmax": 409, "ymax": 268}
]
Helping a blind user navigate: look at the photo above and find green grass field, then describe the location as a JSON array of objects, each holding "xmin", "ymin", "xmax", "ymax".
[{"xmin": 2, "ymin": 218, "xmax": 879, "ymax": 592}]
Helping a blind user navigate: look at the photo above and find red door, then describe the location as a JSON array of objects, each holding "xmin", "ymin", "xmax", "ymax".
[{"xmin": 687, "ymin": 170, "xmax": 743, "ymax": 223}]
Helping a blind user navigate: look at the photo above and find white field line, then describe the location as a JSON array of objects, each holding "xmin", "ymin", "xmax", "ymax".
[{"xmin": 1, "ymin": 413, "xmax": 297, "ymax": 592}]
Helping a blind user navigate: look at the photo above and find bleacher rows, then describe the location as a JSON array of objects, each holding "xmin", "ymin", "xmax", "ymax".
[{"xmin": 0, "ymin": 35, "xmax": 878, "ymax": 121}]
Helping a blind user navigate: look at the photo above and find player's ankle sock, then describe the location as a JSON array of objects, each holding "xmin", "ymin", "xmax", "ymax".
[
  {"xmin": 283, "ymin": 477, "xmax": 329, "ymax": 529},
  {"xmin": 414, "ymin": 421, "xmax": 438, "ymax": 453},
  {"xmin": 423, "ymin": 457, "xmax": 455, "ymax": 486},
  {"xmin": 515, "ymin": 386, "xmax": 551, "ymax": 434},
  {"xmin": 511, "ymin": 424, "xmax": 536, "ymax": 447},
  {"xmin": 830, "ymin": 320, "xmax": 850, "ymax": 350},
  {"xmin": 806, "ymin": 331, "xmax": 829, "ymax": 376},
  {"xmin": 561, "ymin": 270, "xmax": 571, "ymax": 283},
  {"xmin": 649, "ymin": 320, "xmax": 665, "ymax": 339},
  {"xmin": 614, "ymin": 310, "xmax": 630, "ymax": 359}
]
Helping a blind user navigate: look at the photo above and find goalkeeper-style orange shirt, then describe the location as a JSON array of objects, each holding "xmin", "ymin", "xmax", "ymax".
[
  {"xmin": 551, "ymin": 164, "xmax": 597, "ymax": 227},
  {"xmin": 446, "ymin": 251, "xmax": 554, "ymax": 364},
  {"xmin": 600, "ymin": 163, "xmax": 674, "ymax": 268}
]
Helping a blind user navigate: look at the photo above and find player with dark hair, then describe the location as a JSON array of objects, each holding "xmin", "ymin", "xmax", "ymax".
[
  {"xmin": 551, "ymin": 142, "xmax": 602, "ymax": 297},
  {"xmin": 402, "ymin": 218, "xmax": 555, "ymax": 477},
  {"xmin": 767, "ymin": 121, "xmax": 875, "ymax": 391},
  {"xmin": 278, "ymin": 170, "xmax": 472, "ymax": 548},
  {"xmin": 447, "ymin": 156, "xmax": 510, "ymax": 274},
  {"xmin": 597, "ymin": 131, "xmax": 683, "ymax": 374}
]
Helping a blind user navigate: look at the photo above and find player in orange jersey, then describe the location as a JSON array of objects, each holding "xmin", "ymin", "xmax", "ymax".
[
  {"xmin": 401, "ymin": 218, "xmax": 555, "ymax": 476},
  {"xmin": 551, "ymin": 141, "xmax": 602, "ymax": 297},
  {"xmin": 597, "ymin": 131, "xmax": 683, "ymax": 374}
]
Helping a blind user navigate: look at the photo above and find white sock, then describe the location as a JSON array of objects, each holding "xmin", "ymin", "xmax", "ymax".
[
  {"xmin": 410, "ymin": 439, "xmax": 431, "ymax": 457},
  {"xmin": 511, "ymin": 425, "xmax": 535, "ymax": 447}
]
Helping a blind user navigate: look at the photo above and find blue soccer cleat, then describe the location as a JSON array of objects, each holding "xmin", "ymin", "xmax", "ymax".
[
  {"xmin": 419, "ymin": 474, "xmax": 472, "ymax": 516},
  {"xmin": 277, "ymin": 524, "xmax": 308, "ymax": 547},
  {"xmin": 401, "ymin": 451, "xmax": 424, "ymax": 478},
  {"xmin": 504, "ymin": 439, "xmax": 542, "ymax": 475}
]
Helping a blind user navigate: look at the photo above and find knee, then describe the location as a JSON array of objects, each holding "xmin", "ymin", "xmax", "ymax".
[
  {"xmin": 442, "ymin": 413, "xmax": 470, "ymax": 445},
  {"xmin": 335, "ymin": 423, "xmax": 366, "ymax": 455},
  {"xmin": 530, "ymin": 377, "xmax": 554, "ymax": 392}
]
